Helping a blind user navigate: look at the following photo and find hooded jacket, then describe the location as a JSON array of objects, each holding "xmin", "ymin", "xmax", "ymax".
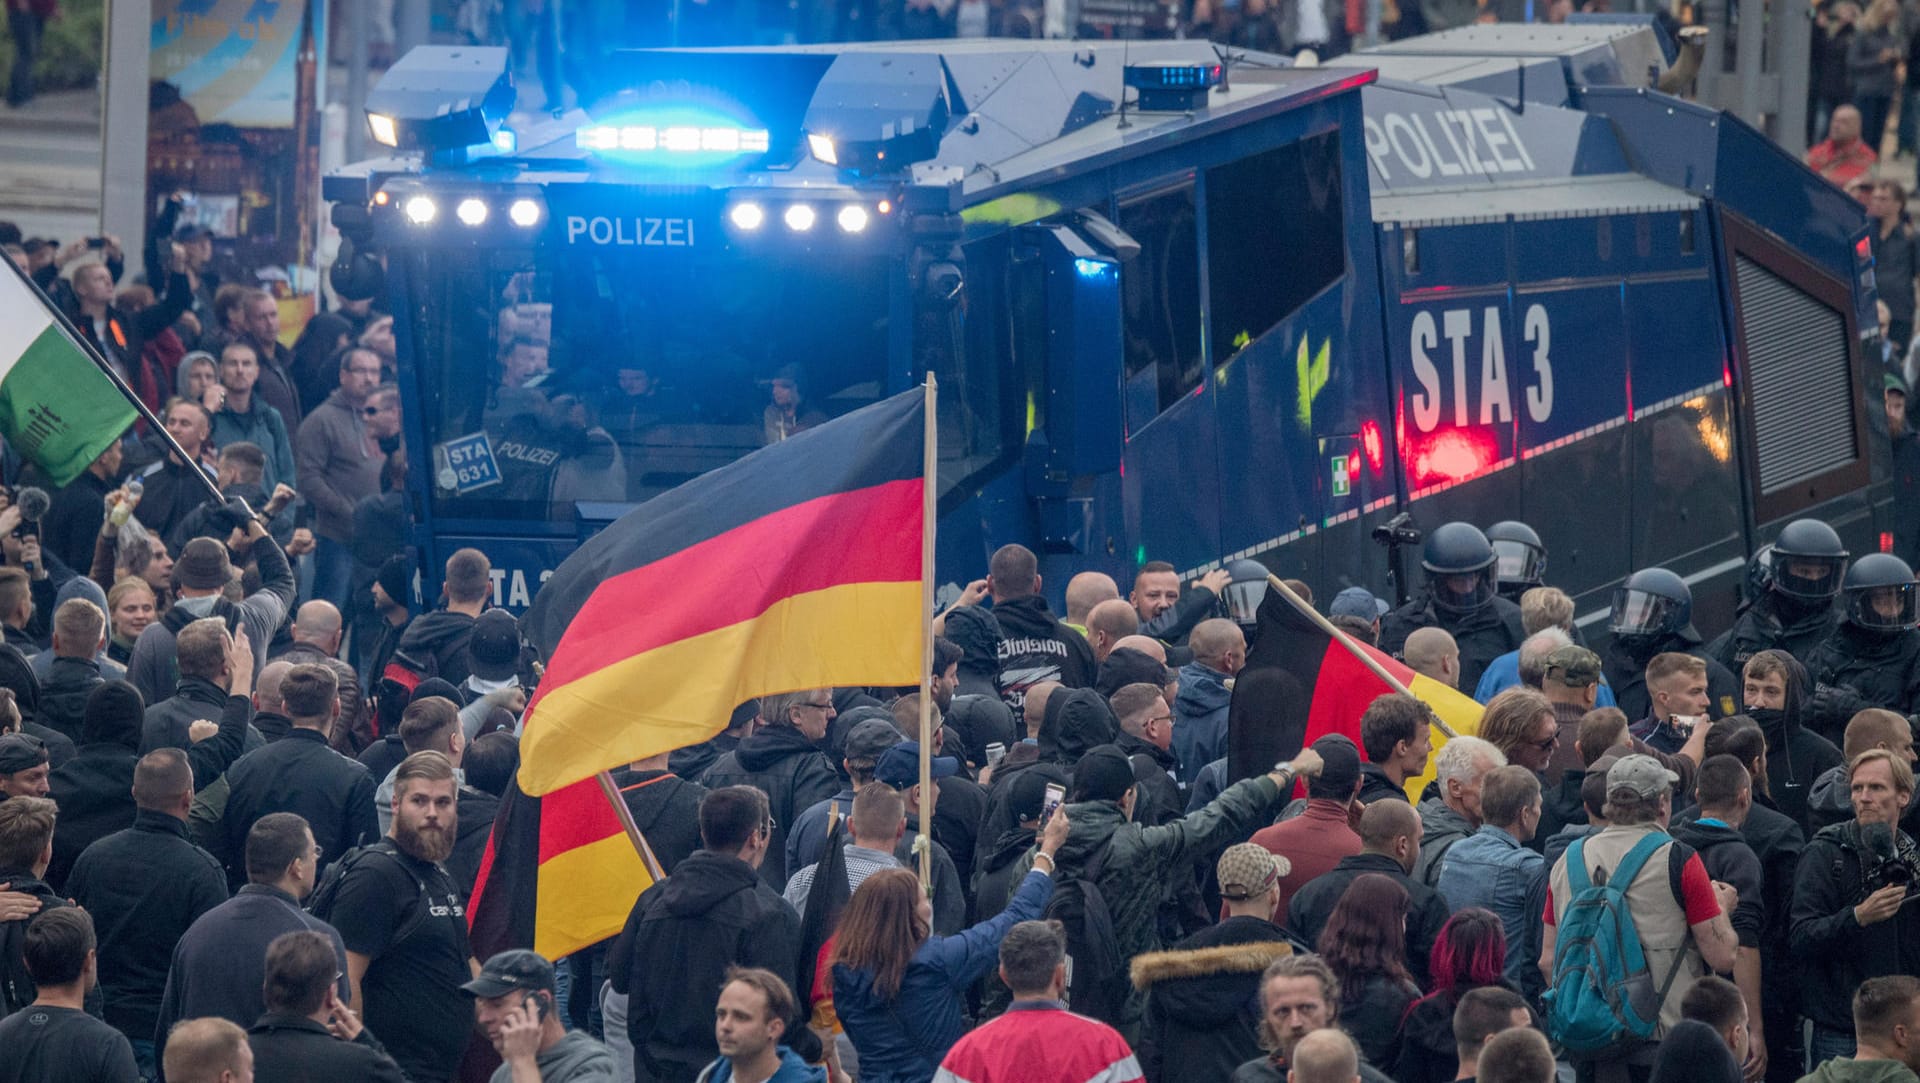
[
  {"xmin": 1708, "ymin": 593, "xmax": 1840, "ymax": 676},
  {"xmin": 943, "ymin": 606, "xmax": 1006, "ymax": 704},
  {"xmin": 971, "ymin": 823, "xmax": 1039, "ymax": 923},
  {"xmin": 1649, "ymin": 1019, "xmax": 1744, "ymax": 1083},
  {"xmin": 614, "ymin": 849, "xmax": 804, "ymax": 1078},
  {"xmin": 486, "ymin": 1030, "xmax": 616, "ymax": 1083},
  {"xmin": 1118, "ymin": 730, "xmax": 1184, "ymax": 827},
  {"xmin": 1130, "ymin": 916, "xmax": 1295, "ymax": 1083},
  {"xmin": 1673, "ymin": 801, "xmax": 1805, "ymax": 1036},
  {"xmin": 1393, "ymin": 982, "xmax": 1529, "ymax": 1083},
  {"xmin": 1378, "ymin": 591, "xmax": 1525, "ymax": 694},
  {"xmin": 126, "ymin": 532, "xmax": 294, "ymax": 706},
  {"xmin": 393, "ymin": 609, "xmax": 478, "ymax": 688},
  {"xmin": 1414, "ymin": 798, "xmax": 1475, "ymax": 888},
  {"xmin": 1007, "ymin": 772, "xmax": 1288, "ymax": 1026},
  {"xmin": 970, "ymin": 691, "xmax": 1113, "ymax": 876},
  {"xmin": 1669, "ymin": 818, "xmax": 1765, "ymax": 948},
  {"xmin": 1790, "ymin": 819, "xmax": 1920, "ymax": 1030},
  {"xmin": 990, "ymin": 594, "xmax": 1097, "ymax": 713},
  {"xmin": 0, "ymin": 867, "xmax": 69, "ymax": 1018},
  {"xmin": 1604, "ymin": 631, "xmax": 1741, "ymax": 723},
  {"xmin": 37, "ymin": 655, "xmax": 103, "ymax": 742},
  {"xmin": 211, "ymin": 395, "xmax": 297, "ymax": 490},
  {"xmin": 696, "ymin": 1046, "xmax": 825, "ymax": 1083},
  {"xmin": 1748, "ymin": 656, "xmax": 1845, "ymax": 835},
  {"xmin": 294, "ymin": 388, "xmax": 382, "ymax": 540},
  {"xmin": 1798, "ymin": 1058, "xmax": 1920, "ymax": 1083},
  {"xmin": 1172, "ymin": 661, "xmax": 1233, "ymax": 786},
  {"xmin": 699, "ymin": 723, "xmax": 840, "ymax": 888}
]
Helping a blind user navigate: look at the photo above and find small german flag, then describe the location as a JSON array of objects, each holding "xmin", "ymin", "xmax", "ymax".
[
  {"xmin": 1227, "ymin": 588, "xmax": 1482, "ymax": 801},
  {"xmin": 468, "ymin": 777, "xmax": 648, "ymax": 960},
  {"xmin": 515, "ymin": 385, "xmax": 929, "ymax": 797}
]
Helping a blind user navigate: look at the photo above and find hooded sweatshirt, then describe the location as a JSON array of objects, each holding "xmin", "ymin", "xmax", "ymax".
[
  {"xmin": 1172, "ymin": 661, "xmax": 1232, "ymax": 785},
  {"xmin": 393, "ymin": 610, "xmax": 478, "ymax": 688},
  {"xmin": 1649, "ymin": 1019, "xmax": 1743, "ymax": 1083},
  {"xmin": 487, "ymin": 1030, "xmax": 616, "ymax": 1083},
  {"xmin": 700, "ymin": 724, "xmax": 840, "ymax": 888},
  {"xmin": 943, "ymin": 606, "xmax": 1006, "ymax": 704},
  {"xmin": 1748, "ymin": 655, "xmax": 1845, "ymax": 835},
  {"xmin": 991, "ymin": 594, "xmax": 1096, "ymax": 713},
  {"xmin": 1414, "ymin": 798, "xmax": 1475, "ymax": 888}
]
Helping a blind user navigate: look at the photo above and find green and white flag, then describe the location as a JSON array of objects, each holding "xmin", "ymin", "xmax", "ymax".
[{"xmin": 0, "ymin": 267, "xmax": 137, "ymax": 486}]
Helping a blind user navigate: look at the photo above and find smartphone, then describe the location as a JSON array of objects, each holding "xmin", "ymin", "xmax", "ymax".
[
  {"xmin": 1041, "ymin": 782, "xmax": 1066, "ymax": 827},
  {"xmin": 523, "ymin": 991, "xmax": 548, "ymax": 1021},
  {"xmin": 1671, "ymin": 715, "xmax": 1703, "ymax": 731},
  {"xmin": 86, "ymin": 237, "xmax": 106, "ymax": 250},
  {"xmin": 986, "ymin": 742, "xmax": 1007, "ymax": 767}
]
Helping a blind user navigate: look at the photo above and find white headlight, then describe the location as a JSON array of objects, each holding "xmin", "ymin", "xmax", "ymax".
[
  {"xmin": 368, "ymin": 113, "xmax": 399, "ymax": 147},
  {"xmin": 730, "ymin": 203, "xmax": 766, "ymax": 231},
  {"xmin": 837, "ymin": 205, "xmax": 870, "ymax": 234},
  {"xmin": 783, "ymin": 204, "xmax": 816, "ymax": 232},
  {"xmin": 455, "ymin": 198, "xmax": 488, "ymax": 226},
  {"xmin": 509, "ymin": 199, "xmax": 542, "ymax": 227},
  {"xmin": 404, "ymin": 195, "xmax": 437, "ymax": 225}
]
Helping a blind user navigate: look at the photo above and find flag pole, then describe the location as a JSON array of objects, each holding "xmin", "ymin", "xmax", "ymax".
[
  {"xmin": 2, "ymin": 256, "xmax": 224, "ymax": 505},
  {"xmin": 916, "ymin": 374, "xmax": 938, "ymax": 892},
  {"xmin": 596, "ymin": 769, "xmax": 666, "ymax": 881},
  {"xmin": 1264, "ymin": 573, "xmax": 1458, "ymax": 739}
]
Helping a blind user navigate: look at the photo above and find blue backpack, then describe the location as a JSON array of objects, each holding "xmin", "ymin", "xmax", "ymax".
[{"xmin": 1542, "ymin": 833, "xmax": 1688, "ymax": 1054}]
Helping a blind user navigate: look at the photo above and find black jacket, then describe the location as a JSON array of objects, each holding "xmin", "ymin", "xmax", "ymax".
[
  {"xmin": 1708, "ymin": 594, "xmax": 1840, "ymax": 676},
  {"xmin": 699, "ymin": 724, "xmax": 839, "ymax": 888},
  {"xmin": 971, "ymin": 825, "xmax": 1040, "ymax": 926},
  {"xmin": 1393, "ymin": 983, "xmax": 1530, "ymax": 1083},
  {"xmin": 1139, "ymin": 584, "xmax": 1223, "ymax": 647},
  {"xmin": 154, "ymin": 884, "xmax": 349, "ymax": 1054},
  {"xmin": 393, "ymin": 610, "xmax": 477, "ymax": 687},
  {"xmin": 1131, "ymin": 916, "xmax": 1296, "ymax": 1083},
  {"xmin": 612, "ymin": 849, "xmax": 803, "ymax": 1079},
  {"xmin": 1676, "ymin": 799, "xmax": 1804, "ymax": 1033},
  {"xmin": 990, "ymin": 594, "xmax": 1098, "ymax": 713},
  {"xmin": 1120, "ymin": 731, "xmax": 1185, "ymax": 827},
  {"xmin": 47, "ymin": 694, "xmax": 252, "ymax": 890},
  {"xmin": 1356, "ymin": 762, "xmax": 1410, "ymax": 807},
  {"xmin": 66, "ymin": 809, "xmax": 228, "ymax": 1038},
  {"xmin": 1604, "ymin": 632, "xmax": 1741, "ymax": 722},
  {"xmin": 247, "ymin": 1013, "xmax": 409, "ymax": 1083},
  {"xmin": 1748, "ymin": 658, "xmax": 1845, "ymax": 836},
  {"xmin": 357, "ymin": 734, "xmax": 409, "ymax": 783},
  {"xmin": 141, "ymin": 676, "xmax": 262, "ymax": 758},
  {"xmin": 44, "ymin": 469, "xmax": 116, "ymax": 576},
  {"xmin": 610, "ymin": 764, "xmax": 710, "ymax": 875},
  {"xmin": 1802, "ymin": 622, "xmax": 1920, "ymax": 740},
  {"xmin": 1286, "ymin": 852, "xmax": 1448, "ymax": 988},
  {"xmin": 130, "ymin": 452, "xmax": 218, "ymax": 552},
  {"xmin": 1670, "ymin": 818, "xmax": 1765, "ymax": 948},
  {"xmin": 1378, "ymin": 592, "xmax": 1525, "ymax": 694},
  {"xmin": 38, "ymin": 655, "xmax": 103, "ymax": 742},
  {"xmin": 216, "ymin": 727, "xmax": 378, "ymax": 889},
  {"xmin": 447, "ymin": 785, "xmax": 498, "ymax": 895},
  {"xmin": 1790, "ymin": 820, "xmax": 1920, "ymax": 1030},
  {"xmin": 0, "ymin": 867, "xmax": 68, "ymax": 1019}
]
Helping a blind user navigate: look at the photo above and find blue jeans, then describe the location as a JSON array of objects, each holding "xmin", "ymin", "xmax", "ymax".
[
  {"xmin": 1809, "ymin": 1025, "xmax": 1857, "ymax": 1071},
  {"xmin": 6, "ymin": 8, "xmax": 43, "ymax": 107},
  {"xmin": 311, "ymin": 535, "xmax": 355, "ymax": 612}
]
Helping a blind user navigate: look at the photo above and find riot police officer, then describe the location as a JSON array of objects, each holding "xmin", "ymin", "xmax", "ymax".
[
  {"xmin": 1602, "ymin": 566, "xmax": 1741, "ymax": 721},
  {"xmin": 1707, "ymin": 519, "xmax": 1848, "ymax": 675},
  {"xmin": 1486, "ymin": 520, "xmax": 1547, "ymax": 604},
  {"xmin": 1378, "ymin": 522, "xmax": 1525, "ymax": 691},
  {"xmin": 1801, "ymin": 553, "xmax": 1920, "ymax": 744}
]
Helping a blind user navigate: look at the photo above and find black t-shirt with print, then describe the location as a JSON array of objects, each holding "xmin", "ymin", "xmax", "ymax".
[
  {"xmin": 328, "ymin": 846, "xmax": 473, "ymax": 1083},
  {"xmin": 0, "ymin": 1004, "xmax": 139, "ymax": 1083}
]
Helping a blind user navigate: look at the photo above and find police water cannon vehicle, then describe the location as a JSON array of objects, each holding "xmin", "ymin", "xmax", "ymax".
[{"xmin": 328, "ymin": 22, "xmax": 1882, "ymax": 629}]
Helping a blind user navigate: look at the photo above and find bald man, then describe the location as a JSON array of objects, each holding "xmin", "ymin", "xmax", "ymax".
[
  {"xmin": 1173, "ymin": 618, "xmax": 1245, "ymax": 783},
  {"xmin": 1065, "ymin": 572, "xmax": 1120, "ymax": 634},
  {"xmin": 1404, "ymin": 627, "xmax": 1460, "ymax": 689},
  {"xmin": 274, "ymin": 601, "xmax": 342, "ymax": 666},
  {"xmin": 1086, "ymin": 599, "xmax": 1140, "ymax": 665},
  {"xmin": 1289, "ymin": 1028, "xmax": 1360, "ymax": 1083}
]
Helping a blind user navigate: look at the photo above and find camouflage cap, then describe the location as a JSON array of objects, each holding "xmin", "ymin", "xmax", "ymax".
[{"xmin": 1542, "ymin": 645, "xmax": 1602, "ymax": 687}]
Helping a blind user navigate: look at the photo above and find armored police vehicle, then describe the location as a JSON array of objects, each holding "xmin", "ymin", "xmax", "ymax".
[{"xmin": 326, "ymin": 21, "xmax": 1880, "ymax": 628}]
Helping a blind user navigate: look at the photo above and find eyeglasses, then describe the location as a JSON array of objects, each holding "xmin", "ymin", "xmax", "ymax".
[
  {"xmin": 797, "ymin": 701, "xmax": 835, "ymax": 711},
  {"xmin": 1530, "ymin": 732, "xmax": 1559, "ymax": 753}
]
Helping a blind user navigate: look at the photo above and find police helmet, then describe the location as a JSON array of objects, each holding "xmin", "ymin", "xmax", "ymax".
[
  {"xmin": 1768, "ymin": 520, "xmax": 1849, "ymax": 602},
  {"xmin": 1220, "ymin": 559, "xmax": 1270, "ymax": 632},
  {"xmin": 1421, "ymin": 522, "xmax": 1498, "ymax": 615},
  {"xmin": 1842, "ymin": 553, "xmax": 1919, "ymax": 632},
  {"xmin": 1486, "ymin": 521, "xmax": 1547, "ymax": 593},
  {"xmin": 1743, "ymin": 544, "xmax": 1775, "ymax": 605},
  {"xmin": 1609, "ymin": 567, "xmax": 1693, "ymax": 639}
]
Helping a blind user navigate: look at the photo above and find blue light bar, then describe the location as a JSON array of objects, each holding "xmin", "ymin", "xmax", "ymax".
[
  {"xmin": 576, "ymin": 124, "xmax": 770, "ymax": 154},
  {"xmin": 1124, "ymin": 63, "xmax": 1224, "ymax": 90}
]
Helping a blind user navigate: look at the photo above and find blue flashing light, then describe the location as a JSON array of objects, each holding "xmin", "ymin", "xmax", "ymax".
[
  {"xmin": 1124, "ymin": 64, "xmax": 1224, "ymax": 90},
  {"xmin": 491, "ymin": 127, "xmax": 517, "ymax": 153},
  {"xmin": 1074, "ymin": 257, "xmax": 1114, "ymax": 278},
  {"xmin": 576, "ymin": 122, "xmax": 770, "ymax": 156}
]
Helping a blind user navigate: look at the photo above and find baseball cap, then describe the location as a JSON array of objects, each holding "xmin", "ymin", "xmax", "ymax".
[
  {"xmin": 843, "ymin": 717, "xmax": 904, "ymax": 763},
  {"xmin": 1070, "ymin": 744, "xmax": 1137, "ymax": 803},
  {"xmin": 1330, "ymin": 586, "xmax": 1387, "ymax": 620},
  {"xmin": 874, "ymin": 741, "xmax": 959, "ymax": 789},
  {"xmin": 0, "ymin": 733, "xmax": 48, "ymax": 773},
  {"xmin": 1217, "ymin": 842, "xmax": 1290, "ymax": 899},
  {"xmin": 1308, "ymin": 733, "xmax": 1362, "ymax": 799},
  {"xmin": 1606, "ymin": 753, "xmax": 1678, "ymax": 800},
  {"xmin": 1887, "ymin": 371, "xmax": 1909, "ymax": 396},
  {"xmin": 467, "ymin": 609, "xmax": 522, "ymax": 682},
  {"xmin": 174, "ymin": 222, "xmax": 213, "ymax": 242},
  {"xmin": 1542, "ymin": 645, "xmax": 1602, "ymax": 687},
  {"xmin": 461, "ymin": 949, "xmax": 555, "ymax": 998}
]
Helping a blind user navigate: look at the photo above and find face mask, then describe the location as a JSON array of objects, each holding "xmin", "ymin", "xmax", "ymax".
[{"xmin": 1748, "ymin": 707, "xmax": 1787, "ymax": 731}]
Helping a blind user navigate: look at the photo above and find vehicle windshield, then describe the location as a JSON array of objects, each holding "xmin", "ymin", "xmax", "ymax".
[{"xmin": 406, "ymin": 247, "xmax": 892, "ymax": 522}]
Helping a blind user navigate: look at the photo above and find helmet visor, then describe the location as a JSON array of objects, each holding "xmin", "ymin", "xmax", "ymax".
[
  {"xmin": 1431, "ymin": 568, "xmax": 1495, "ymax": 615},
  {"xmin": 1610, "ymin": 587, "xmax": 1681, "ymax": 637},
  {"xmin": 1771, "ymin": 553, "xmax": 1846, "ymax": 601},
  {"xmin": 1848, "ymin": 582, "xmax": 1919, "ymax": 631},
  {"xmin": 1492, "ymin": 540, "xmax": 1546, "ymax": 588},
  {"xmin": 1222, "ymin": 578, "xmax": 1268, "ymax": 626}
]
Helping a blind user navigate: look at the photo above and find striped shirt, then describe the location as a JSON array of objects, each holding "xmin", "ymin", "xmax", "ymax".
[{"xmin": 783, "ymin": 843, "xmax": 900, "ymax": 921}]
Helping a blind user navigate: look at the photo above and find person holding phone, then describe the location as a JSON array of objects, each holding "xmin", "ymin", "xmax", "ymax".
[{"xmin": 466, "ymin": 948, "xmax": 616, "ymax": 1082}]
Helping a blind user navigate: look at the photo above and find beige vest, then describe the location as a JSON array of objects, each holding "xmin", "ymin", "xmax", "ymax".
[{"xmin": 1547, "ymin": 824, "xmax": 1704, "ymax": 1037}]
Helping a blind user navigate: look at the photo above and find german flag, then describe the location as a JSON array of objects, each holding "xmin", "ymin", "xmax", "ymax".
[
  {"xmin": 1227, "ymin": 588, "xmax": 1481, "ymax": 801},
  {"xmin": 468, "ymin": 777, "xmax": 652, "ymax": 960},
  {"xmin": 515, "ymin": 386, "xmax": 929, "ymax": 797}
]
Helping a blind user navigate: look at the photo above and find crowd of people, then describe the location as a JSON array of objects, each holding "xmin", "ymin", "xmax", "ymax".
[{"xmin": 0, "ymin": 469, "xmax": 1909, "ymax": 1083}]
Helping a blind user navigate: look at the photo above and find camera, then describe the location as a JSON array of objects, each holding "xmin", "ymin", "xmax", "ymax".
[
  {"xmin": 1372, "ymin": 512, "xmax": 1422, "ymax": 548},
  {"xmin": 1865, "ymin": 853, "xmax": 1916, "ymax": 895}
]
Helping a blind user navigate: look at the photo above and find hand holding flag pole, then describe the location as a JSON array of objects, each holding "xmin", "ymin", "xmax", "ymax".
[{"xmin": 1263, "ymin": 573, "xmax": 1457, "ymax": 740}]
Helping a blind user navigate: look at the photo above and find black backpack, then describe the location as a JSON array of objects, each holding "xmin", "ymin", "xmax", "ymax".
[
  {"xmin": 1042, "ymin": 836, "xmax": 1129, "ymax": 1024},
  {"xmin": 307, "ymin": 840, "xmax": 431, "ymax": 946}
]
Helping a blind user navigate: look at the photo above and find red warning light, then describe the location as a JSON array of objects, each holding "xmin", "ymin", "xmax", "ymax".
[
  {"xmin": 1859, "ymin": 235, "xmax": 1875, "ymax": 261},
  {"xmin": 1412, "ymin": 429, "xmax": 1497, "ymax": 486},
  {"xmin": 1360, "ymin": 420, "xmax": 1385, "ymax": 472},
  {"xmin": 1883, "ymin": 531, "xmax": 1895, "ymax": 554}
]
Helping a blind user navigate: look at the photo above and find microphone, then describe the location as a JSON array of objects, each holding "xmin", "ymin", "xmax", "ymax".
[
  {"xmin": 14, "ymin": 486, "xmax": 48, "ymax": 576},
  {"xmin": 1865, "ymin": 821, "xmax": 1897, "ymax": 862}
]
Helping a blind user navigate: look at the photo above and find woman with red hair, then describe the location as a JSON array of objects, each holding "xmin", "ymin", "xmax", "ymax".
[{"xmin": 1392, "ymin": 907, "xmax": 1529, "ymax": 1083}]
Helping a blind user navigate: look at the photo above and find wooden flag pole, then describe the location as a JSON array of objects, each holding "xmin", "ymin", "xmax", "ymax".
[
  {"xmin": 1264, "ymin": 573, "xmax": 1458, "ymax": 740},
  {"xmin": 596, "ymin": 769, "xmax": 666, "ymax": 881},
  {"xmin": 916, "ymin": 374, "xmax": 939, "ymax": 892}
]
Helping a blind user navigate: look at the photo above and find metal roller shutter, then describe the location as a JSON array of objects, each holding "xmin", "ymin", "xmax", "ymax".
[{"xmin": 1735, "ymin": 254, "xmax": 1859, "ymax": 494}]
